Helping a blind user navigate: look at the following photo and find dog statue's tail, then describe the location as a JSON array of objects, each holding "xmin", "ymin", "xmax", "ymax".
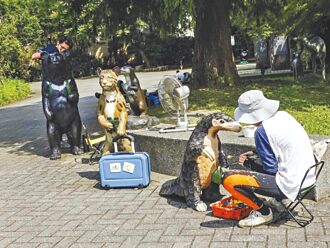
[{"xmin": 159, "ymin": 177, "xmax": 184, "ymax": 197}]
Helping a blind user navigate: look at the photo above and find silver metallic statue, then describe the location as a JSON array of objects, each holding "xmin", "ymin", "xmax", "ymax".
[
  {"xmin": 298, "ymin": 36, "xmax": 326, "ymax": 80},
  {"xmin": 292, "ymin": 51, "xmax": 304, "ymax": 82}
]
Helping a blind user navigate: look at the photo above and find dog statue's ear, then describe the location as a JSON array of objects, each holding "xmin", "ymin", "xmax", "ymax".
[{"xmin": 96, "ymin": 67, "xmax": 102, "ymax": 77}]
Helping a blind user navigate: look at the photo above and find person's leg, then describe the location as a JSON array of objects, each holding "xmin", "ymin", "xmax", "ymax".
[
  {"xmin": 251, "ymin": 173, "xmax": 286, "ymax": 200},
  {"xmin": 249, "ymin": 171, "xmax": 287, "ymax": 212},
  {"xmin": 223, "ymin": 170, "xmax": 267, "ymax": 210},
  {"xmin": 222, "ymin": 170, "xmax": 276, "ymax": 227}
]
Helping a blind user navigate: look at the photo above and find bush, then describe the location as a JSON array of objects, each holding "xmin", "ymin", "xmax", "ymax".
[
  {"xmin": 0, "ymin": 1, "xmax": 42, "ymax": 82},
  {"xmin": 71, "ymin": 50, "xmax": 101, "ymax": 78},
  {"xmin": 0, "ymin": 78, "xmax": 31, "ymax": 106}
]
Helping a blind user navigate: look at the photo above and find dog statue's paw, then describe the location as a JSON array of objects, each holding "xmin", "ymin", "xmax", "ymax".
[{"xmin": 194, "ymin": 201, "xmax": 208, "ymax": 212}]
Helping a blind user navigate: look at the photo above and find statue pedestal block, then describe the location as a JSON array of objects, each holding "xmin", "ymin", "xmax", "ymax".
[{"xmin": 126, "ymin": 115, "xmax": 160, "ymax": 130}]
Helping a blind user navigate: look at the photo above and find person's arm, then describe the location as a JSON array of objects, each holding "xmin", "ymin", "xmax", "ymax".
[
  {"xmin": 31, "ymin": 47, "xmax": 49, "ymax": 60},
  {"xmin": 31, "ymin": 52, "xmax": 42, "ymax": 60},
  {"xmin": 254, "ymin": 125, "xmax": 278, "ymax": 174}
]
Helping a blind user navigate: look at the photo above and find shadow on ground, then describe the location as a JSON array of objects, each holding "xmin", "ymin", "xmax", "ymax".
[
  {"xmin": 200, "ymin": 219, "xmax": 236, "ymax": 228},
  {"xmin": 78, "ymin": 170, "xmax": 99, "ymax": 180},
  {"xmin": 0, "ymin": 96, "xmax": 99, "ymax": 158},
  {"xmin": 77, "ymin": 170, "xmax": 104, "ymax": 190}
]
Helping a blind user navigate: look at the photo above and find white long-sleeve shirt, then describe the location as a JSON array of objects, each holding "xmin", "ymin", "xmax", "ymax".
[{"xmin": 262, "ymin": 111, "xmax": 315, "ymax": 201}]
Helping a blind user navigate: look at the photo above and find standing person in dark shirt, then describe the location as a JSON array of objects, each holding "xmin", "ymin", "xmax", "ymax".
[
  {"xmin": 32, "ymin": 36, "xmax": 72, "ymax": 61},
  {"xmin": 32, "ymin": 36, "xmax": 74, "ymax": 83}
]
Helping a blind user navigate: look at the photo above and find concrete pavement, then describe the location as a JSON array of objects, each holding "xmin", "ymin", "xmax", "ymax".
[{"xmin": 0, "ymin": 72, "xmax": 329, "ymax": 247}]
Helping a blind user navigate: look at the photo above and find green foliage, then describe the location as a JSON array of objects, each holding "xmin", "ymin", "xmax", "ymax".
[
  {"xmin": 71, "ymin": 49, "xmax": 102, "ymax": 77},
  {"xmin": 0, "ymin": 78, "xmax": 31, "ymax": 106},
  {"xmin": 56, "ymin": 0, "xmax": 195, "ymax": 67},
  {"xmin": 282, "ymin": 0, "xmax": 330, "ymax": 35},
  {"xmin": 231, "ymin": 0, "xmax": 285, "ymax": 42},
  {"xmin": 162, "ymin": 0, "xmax": 195, "ymax": 35},
  {"xmin": 0, "ymin": 0, "xmax": 43, "ymax": 80},
  {"xmin": 232, "ymin": 0, "xmax": 330, "ymax": 40},
  {"xmin": 1, "ymin": 0, "xmax": 329, "ymax": 82}
]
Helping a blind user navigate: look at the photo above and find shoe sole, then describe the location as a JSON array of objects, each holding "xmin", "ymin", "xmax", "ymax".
[{"xmin": 238, "ymin": 219, "xmax": 273, "ymax": 228}]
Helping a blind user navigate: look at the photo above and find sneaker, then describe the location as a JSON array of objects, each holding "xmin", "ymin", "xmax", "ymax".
[
  {"xmin": 267, "ymin": 198, "xmax": 285, "ymax": 212},
  {"xmin": 238, "ymin": 209, "xmax": 273, "ymax": 227}
]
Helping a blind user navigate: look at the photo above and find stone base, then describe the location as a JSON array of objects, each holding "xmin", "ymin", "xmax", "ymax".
[{"xmin": 126, "ymin": 115, "xmax": 160, "ymax": 130}]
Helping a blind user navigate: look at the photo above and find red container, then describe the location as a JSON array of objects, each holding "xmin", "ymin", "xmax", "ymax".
[{"xmin": 211, "ymin": 196, "xmax": 252, "ymax": 221}]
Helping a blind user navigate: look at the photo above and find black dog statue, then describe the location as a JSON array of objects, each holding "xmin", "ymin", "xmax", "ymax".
[
  {"xmin": 292, "ymin": 52, "xmax": 304, "ymax": 81},
  {"xmin": 40, "ymin": 43, "xmax": 82, "ymax": 160},
  {"xmin": 159, "ymin": 113, "xmax": 241, "ymax": 211}
]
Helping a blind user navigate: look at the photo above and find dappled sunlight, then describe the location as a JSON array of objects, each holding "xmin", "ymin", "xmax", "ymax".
[{"xmin": 189, "ymin": 75, "xmax": 329, "ymax": 135}]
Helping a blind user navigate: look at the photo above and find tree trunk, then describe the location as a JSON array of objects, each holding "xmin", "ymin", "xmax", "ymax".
[
  {"xmin": 321, "ymin": 19, "xmax": 330, "ymax": 66},
  {"xmin": 192, "ymin": 0, "xmax": 238, "ymax": 88},
  {"xmin": 136, "ymin": 48, "xmax": 152, "ymax": 68}
]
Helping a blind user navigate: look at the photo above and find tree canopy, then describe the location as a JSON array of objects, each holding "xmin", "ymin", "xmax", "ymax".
[{"xmin": 1, "ymin": 0, "xmax": 329, "ymax": 84}]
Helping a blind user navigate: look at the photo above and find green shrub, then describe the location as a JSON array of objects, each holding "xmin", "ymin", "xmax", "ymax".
[{"xmin": 0, "ymin": 78, "xmax": 31, "ymax": 106}]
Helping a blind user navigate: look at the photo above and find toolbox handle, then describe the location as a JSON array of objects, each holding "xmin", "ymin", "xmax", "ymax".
[{"xmin": 112, "ymin": 135, "xmax": 135, "ymax": 153}]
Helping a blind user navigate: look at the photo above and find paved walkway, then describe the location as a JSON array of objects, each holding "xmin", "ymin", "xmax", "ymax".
[{"xmin": 0, "ymin": 73, "xmax": 329, "ymax": 247}]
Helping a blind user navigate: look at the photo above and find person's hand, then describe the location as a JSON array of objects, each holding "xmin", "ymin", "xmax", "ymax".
[
  {"xmin": 239, "ymin": 151, "xmax": 254, "ymax": 164},
  {"xmin": 105, "ymin": 122, "xmax": 113, "ymax": 130}
]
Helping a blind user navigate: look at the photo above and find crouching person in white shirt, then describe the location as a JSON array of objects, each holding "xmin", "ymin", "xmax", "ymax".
[{"xmin": 223, "ymin": 90, "xmax": 315, "ymax": 227}]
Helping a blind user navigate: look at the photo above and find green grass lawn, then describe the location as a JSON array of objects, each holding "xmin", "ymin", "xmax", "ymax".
[{"xmin": 149, "ymin": 74, "xmax": 330, "ymax": 136}]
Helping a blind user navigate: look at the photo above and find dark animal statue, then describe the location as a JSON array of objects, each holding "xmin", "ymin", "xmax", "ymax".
[
  {"xmin": 292, "ymin": 52, "xmax": 304, "ymax": 81},
  {"xmin": 159, "ymin": 113, "xmax": 241, "ymax": 211},
  {"xmin": 40, "ymin": 44, "xmax": 82, "ymax": 160},
  {"xmin": 297, "ymin": 36, "xmax": 326, "ymax": 80},
  {"xmin": 119, "ymin": 66, "xmax": 148, "ymax": 116}
]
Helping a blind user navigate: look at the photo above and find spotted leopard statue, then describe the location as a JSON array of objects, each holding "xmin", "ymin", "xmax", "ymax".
[{"xmin": 96, "ymin": 68, "xmax": 131, "ymax": 154}]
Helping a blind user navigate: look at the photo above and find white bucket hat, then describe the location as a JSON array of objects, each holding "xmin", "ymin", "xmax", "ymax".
[{"xmin": 234, "ymin": 90, "xmax": 279, "ymax": 124}]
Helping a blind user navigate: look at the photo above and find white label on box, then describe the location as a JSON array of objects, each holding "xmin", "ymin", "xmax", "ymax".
[
  {"xmin": 123, "ymin": 162, "xmax": 135, "ymax": 174},
  {"xmin": 110, "ymin": 163, "xmax": 121, "ymax": 173}
]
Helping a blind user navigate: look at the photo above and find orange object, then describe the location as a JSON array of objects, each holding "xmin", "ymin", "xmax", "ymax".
[
  {"xmin": 223, "ymin": 174, "xmax": 260, "ymax": 210},
  {"xmin": 211, "ymin": 196, "xmax": 252, "ymax": 221}
]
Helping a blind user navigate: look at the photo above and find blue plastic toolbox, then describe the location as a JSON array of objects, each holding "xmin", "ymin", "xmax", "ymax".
[{"xmin": 98, "ymin": 135, "xmax": 150, "ymax": 188}]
